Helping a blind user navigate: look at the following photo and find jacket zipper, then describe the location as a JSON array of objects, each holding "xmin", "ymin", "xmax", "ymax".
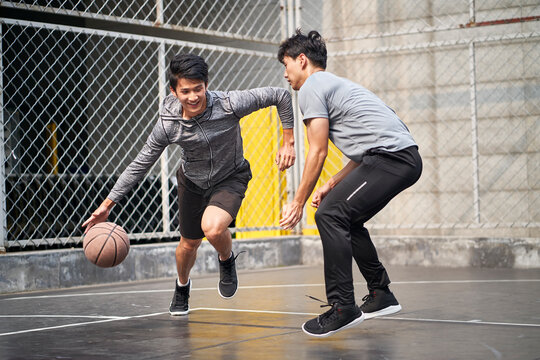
[{"xmin": 193, "ymin": 118, "xmax": 213, "ymax": 188}]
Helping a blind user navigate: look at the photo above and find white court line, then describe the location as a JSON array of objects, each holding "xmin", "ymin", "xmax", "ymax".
[
  {"xmin": 3, "ymin": 279, "xmax": 540, "ymax": 301},
  {"xmin": 2, "ymin": 306, "xmax": 539, "ymax": 337},
  {"xmin": 0, "ymin": 312, "xmax": 167, "ymax": 337},
  {"xmin": 0, "ymin": 315, "xmax": 125, "ymax": 319},
  {"xmin": 378, "ymin": 316, "xmax": 540, "ymax": 328},
  {"xmin": 188, "ymin": 308, "xmax": 540, "ymax": 328},
  {"xmin": 0, "ymin": 318, "xmax": 124, "ymax": 337},
  {"xmin": 190, "ymin": 307, "xmax": 319, "ymax": 317}
]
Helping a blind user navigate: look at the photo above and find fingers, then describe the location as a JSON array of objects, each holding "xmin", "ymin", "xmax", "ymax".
[
  {"xmin": 82, "ymin": 218, "xmax": 95, "ymax": 234},
  {"xmin": 82, "ymin": 207, "xmax": 109, "ymax": 233},
  {"xmin": 278, "ymin": 158, "xmax": 292, "ymax": 171},
  {"xmin": 82, "ymin": 215, "xmax": 100, "ymax": 233},
  {"xmin": 82, "ymin": 218, "xmax": 91, "ymax": 228},
  {"xmin": 276, "ymin": 155, "xmax": 295, "ymax": 171},
  {"xmin": 275, "ymin": 146, "xmax": 296, "ymax": 171},
  {"xmin": 279, "ymin": 203, "xmax": 302, "ymax": 229}
]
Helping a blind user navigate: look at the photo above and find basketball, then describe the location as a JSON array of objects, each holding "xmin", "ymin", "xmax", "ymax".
[{"xmin": 83, "ymin": 222, "xmax": 130, "ymax": 268}]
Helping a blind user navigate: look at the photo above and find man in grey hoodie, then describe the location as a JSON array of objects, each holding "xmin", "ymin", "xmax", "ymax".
[{"xmin": 82, "ymin": 53, "xmax": 296, "ymax": 315}]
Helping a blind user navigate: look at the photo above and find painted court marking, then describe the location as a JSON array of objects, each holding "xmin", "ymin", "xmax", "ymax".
[
  {"xmin": 4, "ymin": 279, "xmax": 539, "ymax": 301},
  {"xmin": 2, "ymin": 306, "xmax": 539, "ymax": 337},
  {"xmin": 2, "ymin": 278, "xmax": 539, "ymax": 337}
]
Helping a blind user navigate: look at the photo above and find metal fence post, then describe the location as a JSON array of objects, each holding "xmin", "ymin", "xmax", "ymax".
[
  {"xmin": 284, "ymin": 0, "xmax": 305, "ymax": 234},
  {"xmin": 0, "ymin": 21, "xmax": 6, "ymax": 253},
  {"xmin": 468, "ymin": 0, "xmax": 481, "ymax": 224},
  {"xmin": 157, "ymin": 0, "xmax": 170, "ymax": 235},
  {"xmin": 293, "ymin": 0, "xmax": 307, "ymax": 234}
]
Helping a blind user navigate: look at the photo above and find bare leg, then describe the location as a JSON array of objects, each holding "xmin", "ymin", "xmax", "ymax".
[
  {"xmin": 175, "ymin": 236, "xmax": 202, "ymax": 284},
  {"xmin": 201, "ymin": 205, "xmax": 233, "ymax": 261}
]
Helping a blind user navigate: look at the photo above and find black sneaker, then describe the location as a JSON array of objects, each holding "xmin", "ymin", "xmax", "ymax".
[
  {"xmin": 359, "ymin": 288, "xmax": 401, "ymax": 319},
  {"xmin": 218, "ymin": 251, "xmax": 243, "ymax": 299},
  {"xmin": 169, "ymin": 279, "xmax": 191, "ymax": 316},
  {"xmin": 302, "ymin": 301, "xmax": 365, "ymax": 338}
]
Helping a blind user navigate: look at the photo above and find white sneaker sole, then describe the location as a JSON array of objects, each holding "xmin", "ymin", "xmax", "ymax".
[
  {"xmin": 302, "ymin": 312, "xmax": 365, "ymax": 338},
  {"xmin": 363, "ymin": 304, "xmax": 402, "ymax": 320},
  {"xmin": 169, "ymin": 308, "xmax": 189, "ymax": 316},
  {"xmin": 169, "ymin": 280, "xmax": 191, "ymax": 316},
  {"xmin": 217, "ymin": 278, "xmax": 238, "ymax": 299}
]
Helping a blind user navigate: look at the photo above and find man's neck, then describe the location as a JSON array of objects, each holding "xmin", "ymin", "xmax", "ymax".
[
  {"xmin": 306, "ymin": 67, "xmax": 324, "ymax": 77},
  {"xmin": 298, "ymin": 67, "xmax": 324, "ymax": 89}
]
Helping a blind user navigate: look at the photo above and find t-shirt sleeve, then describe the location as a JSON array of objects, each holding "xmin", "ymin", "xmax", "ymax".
[{"xmin": 298, "ymin": 81, "xmax": 329, "ymax": 121}]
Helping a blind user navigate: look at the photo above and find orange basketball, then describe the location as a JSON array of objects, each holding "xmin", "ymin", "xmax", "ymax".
[{"xmin": 83, "ymin": 222, "xmax": 130, "ymax": 268}]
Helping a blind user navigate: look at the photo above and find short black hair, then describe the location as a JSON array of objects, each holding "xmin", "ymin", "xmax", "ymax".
[
  {"xmin": 278, "ymin": 29, "xmax": 327, "ymax": 69},
  {"xmin": 168, "ymin": 53, "xmax": 209, "ymax": 89}
]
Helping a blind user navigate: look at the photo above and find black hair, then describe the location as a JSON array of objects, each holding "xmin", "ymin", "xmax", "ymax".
[
  {"xmin": 168, "ymin": 53, "xmax": 209, "ymax": 90},
  {"xmin": 277, "ymin": 29, "xmax": 327, "ymax": 69}
]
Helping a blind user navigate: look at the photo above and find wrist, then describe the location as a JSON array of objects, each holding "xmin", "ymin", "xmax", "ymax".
[
  {"xmin": 327, "ymin": 177, "xmax": 337, "ymax": 189},
  {"xmin": 291, "ymin": 197, "xmax": 307, "ymax": 209},
  {"xmin": 282, "ymin": 128, "xmax": 295, "ymax": 146},
  {"xmin": 102, "ymin": 198, "xmax": 116, "ymax": 210}
]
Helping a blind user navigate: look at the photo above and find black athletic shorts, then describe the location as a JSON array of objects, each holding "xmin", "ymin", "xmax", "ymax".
[{"xmin": 176, "ymin": 163, "xmax": 252, "ymax": 239}]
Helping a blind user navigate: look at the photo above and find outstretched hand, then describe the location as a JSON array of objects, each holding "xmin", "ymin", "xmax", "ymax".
[
  {"xmin": 275, "ymin": 143, "xmax": 296, "ymax": 171},
  {"xmin": 81, "ymin": 204, "xmax": 110, "ymax": 234},
  {"xmin": 279, "ymin": 201, "xmax": 303, "ymax": 230}
]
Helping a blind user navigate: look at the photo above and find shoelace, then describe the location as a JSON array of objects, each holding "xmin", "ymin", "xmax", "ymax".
[
  {"xmin": 220, "ymin": 251, "xmax": 245, "ymax": 284},
  {"xmin": 361, "ymin": 291, "xmax": 375, "ymax": 304},
  {"xmin": 306, "ymin": 295, "xmax": 340, "ymax": 326}
]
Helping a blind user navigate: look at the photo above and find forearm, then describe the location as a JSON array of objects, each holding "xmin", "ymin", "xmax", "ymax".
[
  {"xmin": 293, "ymin": 148, "xmax": 327, "ymax": 206},
  {"xmin": 107, "ymin": 142, "xmax": 165, "ymax": 203},
  {"xmin": 282, "ymin": 128, "xmax": 294, "ymax": 146},
  {"xmin": 326, "ymin": 160, "xmax": 360, "ymax": 189}
]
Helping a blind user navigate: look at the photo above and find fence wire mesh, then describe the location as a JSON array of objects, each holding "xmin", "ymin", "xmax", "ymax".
[
  {"xmin": 1, "ymin": 0, "xmax": 539, "ymax": 250},
  {"xmin": 300, "ymin": 0, "xmax": 540, "ymax": 236},
  {"xmin": 3, "ymin": 0, "xmax": 283, "ymax": 42}
]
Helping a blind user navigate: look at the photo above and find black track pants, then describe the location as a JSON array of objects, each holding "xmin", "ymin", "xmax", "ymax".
[{"xmin": 314, "ymin": 146, "xmax": 422, "ymax": 305}]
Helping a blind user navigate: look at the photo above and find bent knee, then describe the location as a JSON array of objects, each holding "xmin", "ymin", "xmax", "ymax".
[
  {"xmin": 201, "ymin": 222, "xmax": 228, "ymax": 241},
  {"xmin": 179, "ymin": 237, "xmax": 202, "ymax": 252},
  {"xmin": 314, "ymin": 201, "xmax": 349, "ymax": 226},
  {"xmin": 314, "ymin": 207, "xmax": 330, "ymax": 225}
]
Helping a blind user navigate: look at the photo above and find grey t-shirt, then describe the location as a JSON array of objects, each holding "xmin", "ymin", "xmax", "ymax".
[{"xmin": 298, "ymin": 71, "xmax": 417, "ymax": 162}]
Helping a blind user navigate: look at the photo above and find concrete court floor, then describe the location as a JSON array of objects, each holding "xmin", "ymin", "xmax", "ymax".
[{"xmin": 1, "ymin": 264, "xmax": 539, "ymax": 360}]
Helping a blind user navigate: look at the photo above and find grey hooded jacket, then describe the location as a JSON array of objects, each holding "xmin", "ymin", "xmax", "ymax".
[{"xmin": 107, "ymin": 87, "xmax": 294, "ymax": 203}]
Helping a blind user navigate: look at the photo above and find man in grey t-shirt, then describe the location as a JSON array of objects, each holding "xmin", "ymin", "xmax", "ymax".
[{"xmin": 278, "ymin": 30, "xmax": 422, "ymax": 337}]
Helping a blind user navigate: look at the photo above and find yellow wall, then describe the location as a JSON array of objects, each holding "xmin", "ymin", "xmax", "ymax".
[
  {"xmin": 236, "ymin": 107, "xmax": 344, "ymax": 238},
  {"xmin": 236, "ymin": 107, "xmax": 291, "ymax": 238}
]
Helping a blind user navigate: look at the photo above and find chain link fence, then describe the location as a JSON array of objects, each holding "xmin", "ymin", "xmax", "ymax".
[
  {"xmin": 1, "ymin": 0, "xmax": 539, "ymax": 251},
  {"xmin": 299, "ymin": 0, "xmax": 540, "ymax": 237}
]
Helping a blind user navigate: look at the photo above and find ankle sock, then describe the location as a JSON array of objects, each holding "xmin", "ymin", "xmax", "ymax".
[
  {"xmin": 220, "ymin": 251, "xmax": 233, "ymax": 262},
  {"xmin": 177, "ymin": 278, "xmax": 190, "ymax": 287}
]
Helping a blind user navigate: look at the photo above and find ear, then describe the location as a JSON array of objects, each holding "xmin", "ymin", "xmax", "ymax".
[
  {"xmin": 170, "ymin": 86, "xmax": 176, "ymax": 95},
  {"xmin": 298, "ymin": 53, "xmax": 308, "ymax": 69}
]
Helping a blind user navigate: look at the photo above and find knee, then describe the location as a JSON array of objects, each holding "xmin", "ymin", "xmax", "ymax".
[
  {"xmin": 178, "ymin": 237, "xmax": 201, "ymax": 254},
  {"xmin": 314, "ymin": 207, "xmax": 330, "ymax": 226},
  {"xmin": 201, "ymin": 220, "xmax": 227, "ymax": 241},
  {"xmin": 314, "ymin": 201, "xmax": 349, "ymax": 227}
]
